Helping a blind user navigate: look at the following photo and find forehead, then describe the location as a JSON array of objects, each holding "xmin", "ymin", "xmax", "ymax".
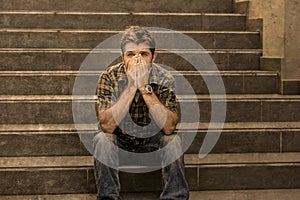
[{"xmin": 124, "ymin": 43, "xmax": 151, "ymax": 53}]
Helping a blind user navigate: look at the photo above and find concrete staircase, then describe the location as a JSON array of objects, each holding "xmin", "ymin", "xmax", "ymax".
[{"xmin": 0, "ymin": 0, "xmax": 300, "ymax": 199}]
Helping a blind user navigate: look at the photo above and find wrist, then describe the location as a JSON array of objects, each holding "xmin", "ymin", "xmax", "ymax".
[
  {"xmin": 139, "ymin": 84, "xmax": 153, "ymax": 95},
  {"xmin": 127, "ymin": 84, "xmax": 137, "ymax": 93}
]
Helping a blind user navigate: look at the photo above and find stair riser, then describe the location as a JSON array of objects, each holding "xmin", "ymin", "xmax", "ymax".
[
  {"xmin": 0, "ymin": 0, "xmax": 234, "ymax": 13},
  {"xmin": 1, "ymin": 165, "xmax": 299, "ymax": 195},
  {"xmin": 0, "ymin": 51, "xmax": 261, "ymax": 71},
  {"xmin": 0, "ymin": 32, "xmax": 260, "ymax": 49},
  {"xmin": 1, "ymin": 100, "xmax": 300, "ymax": 124},
  {"xmin": 283, "ymin": 131, "xmax": 300, "ymax": 152},
  {"xmin": 197, "ymin": 165, "xmax": 300, "ymax": 191},
  {"xmin": 3, "ymin": 190, "xmax": 300, "ymax": 200},
  {"xmin": 0, "ymin": 14, "xmax": 246, "ymax": 31},
  {"xmin": 0, "ymin": 73, "xmax": 278, "ymax": 95},
  {"xmin": 1, "ymin": 130, "xmax": 297, "ymax": 157}
]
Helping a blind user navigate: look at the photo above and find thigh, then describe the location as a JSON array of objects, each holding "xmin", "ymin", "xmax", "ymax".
[{"xmin": 137, "ymin": 132, "xmax": 179, "ymax": 153}]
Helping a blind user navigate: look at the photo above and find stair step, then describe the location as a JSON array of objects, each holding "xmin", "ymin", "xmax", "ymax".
[
  {"xmin": 0, "ymin": 94, "xmax": 300, "ymax": 124},
  {"xmin": 0, "ymin": 12, "xmax": 246, "ymax": 31},
  {"xmin": 0, "ymin": 0, "xmax": 234, "ymax": 13},
  {"xmin": 0, "ymin": 30, "xmax": 261, "ymax": 49},
  {"xmin": 0, "ymin": 153, "xmax": 299, "ymax": 194},
  {"xmin": 0, "ymin": 70, "xmax": 278, "ymax": 95},
  {"xmin": 0, "ymin": 122, "xmax": 299, "ymax": 157},
  {"xmin": 2, "ymin": 121, "xmax": 300, "ymax": 131},
  {"xmin": 0, "ymin": 49, "xmax": 261, "ymax": 71},
  {"xmin": 2, "ymin": 153, "xmax": 300, "ymax": 170},
  {"xmin": 2, "ymin": 189, "xmax": 300, "ymax": 200}
]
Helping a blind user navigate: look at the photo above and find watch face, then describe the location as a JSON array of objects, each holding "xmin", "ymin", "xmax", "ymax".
[{"xmin": 145, "ymin": 85, "xmax": 153, "ymax": 94}]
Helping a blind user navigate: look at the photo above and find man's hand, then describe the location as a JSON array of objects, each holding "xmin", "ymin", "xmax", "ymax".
[{"xmin": 125, "ymin": 55, "xmax": 149, "ymax": 89}]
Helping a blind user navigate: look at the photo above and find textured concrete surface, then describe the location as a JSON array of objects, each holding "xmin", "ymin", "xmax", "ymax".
[
  {"xmin": 1, "ymin": 190, "xmax": 300, "ymax": 200},
  {"xmin": 0, "ymin": 31, "xmax": 261, "ymax": 49},
  {"xmin": 0, "ymin": 154, "xmax": 300, "ymax": 194},
  {"xmin": 0, "ymin": 50, "xmax": 262, "ymax": 71},
  {"xmin": 235, "ymin": 0, "xmax": 300, "ymax": 93},
  {"xmin": 2, "ymin": 96, "xmax": 300, "ymax": 124},
  {"xmin": 1, "ymin": 0, "xmax": 299, "ymax": 196},
  {"xmin": 0, "ymin": 13, "xmax": 246, "ymax": 31},
  {"xmin": 0, "ymin": 129, "xmax": 284, "ymax": 157},
  {"xmin": 0, "ymin": 0, "xmax": 234, "ymax": 13},
  {"xmin": 1, "ymin": 121, "xmax": 299, "ymax": 157},
  {"xmin": 283, "ymin": 0, "xmax": 300, "ymax": 80},
  {"xmin": 235, "ymin": 0, "xmax": 285, "ymax": 58},
  {"xmin": 0, "ymin": 71, "xmax": 278, "ymax": 95}
]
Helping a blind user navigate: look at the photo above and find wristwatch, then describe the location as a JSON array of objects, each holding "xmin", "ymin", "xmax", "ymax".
[{"xmin": 140, "ymin": 85, "xmax": 153, "ymax": 95}]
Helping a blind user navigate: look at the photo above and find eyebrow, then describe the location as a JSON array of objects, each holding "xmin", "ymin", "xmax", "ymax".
[{"xmin": 125, "ymin": 50, "xmax": 150, "ymax": 54}]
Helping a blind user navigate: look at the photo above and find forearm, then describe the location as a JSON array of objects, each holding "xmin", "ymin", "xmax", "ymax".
[
  {"xmin": 98, "ymin": 86, "xmax": 137, "ymax": 134},
  {"xmin": 141, "ymin": 93, "xmax": 179, "ymax": 135}
]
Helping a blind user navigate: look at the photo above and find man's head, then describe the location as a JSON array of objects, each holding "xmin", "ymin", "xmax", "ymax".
[
  {"xmin": 121, "ymin": 26, "xmax": 156, "ymax": 55},
  {"xmin": 121, "ymin": 26, "xmax": 157, "ymax": 69}
]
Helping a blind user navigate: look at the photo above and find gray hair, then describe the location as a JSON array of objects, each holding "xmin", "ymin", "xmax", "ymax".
[{"xmin": 120, "ymin": 26, "xmax": 156, "ymax": 55}]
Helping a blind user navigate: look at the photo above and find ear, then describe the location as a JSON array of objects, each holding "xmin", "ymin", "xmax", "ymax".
[{"xmin": 152, "ymin": 51, "xmax": 158, "ymax": 62}]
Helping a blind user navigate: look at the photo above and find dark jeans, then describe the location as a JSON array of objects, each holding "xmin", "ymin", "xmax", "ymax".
[{"xmin": 93, "ymin": 131, "xmax": 189, "ymax": 200}]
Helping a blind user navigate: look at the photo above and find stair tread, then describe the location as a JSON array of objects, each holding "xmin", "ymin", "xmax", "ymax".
[
  {"xmin": 0, "ymin": 70, "xmax": 277, "ymax": 75},
  {"xmin": 0, "ymin": 0, "xmax": 234, "ymax": 14},
  {"xmin": 1, "ymin": 121, "xmax": 300, "ymax": 132},
  {"xmin": 0, "ymin": 48, "xmax": 262, "ymax": 53},
  {"xmin": 1, "ymin": 94, "xmax": 299, "ymax": 101},
  {"xmin": 0, "ymin": 11, "xmax": 245, "ymax": 16},
  {"xmin": 0, "ymin": 28, "xmax": 260, "ymax": 34},
  {"xmin": 1, "ymin": 153, "xmax": 300, "ymax": 169},
  {"xmin": 1, "ymin": 190, "xmax": 300, "ymax": 200},
  {"xmin": 0, "ymin": 12, "xmax": 247, "ymax": 30}
]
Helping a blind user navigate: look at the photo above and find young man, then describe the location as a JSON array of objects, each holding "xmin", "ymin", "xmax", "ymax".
[{"xmin": 94, "ymin": 26, "xmax": 189, "ymax": 200}]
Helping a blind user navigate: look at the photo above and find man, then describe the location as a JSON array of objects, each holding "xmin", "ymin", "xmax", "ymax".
[{"xmin": 94, "ymin": 26, "xmax": 189, "ymax": 200}]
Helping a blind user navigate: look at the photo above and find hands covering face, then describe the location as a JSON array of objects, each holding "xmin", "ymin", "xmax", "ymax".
[{"xmin": 125, "ymin": 54, "xmax": 150, "ymax": 89}]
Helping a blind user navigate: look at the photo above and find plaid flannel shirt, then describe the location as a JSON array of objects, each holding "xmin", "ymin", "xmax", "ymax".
[{"xmin": 97, "ymin": 62, "xmax": 178, "ymax": 149}]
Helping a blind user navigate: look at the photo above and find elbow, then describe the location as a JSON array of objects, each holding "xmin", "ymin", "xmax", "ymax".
[
  {"xmin": 98, "ymin": 112, "xmax": 115, "ymax": 134},
  {"xmin": 99, "ymin": 123, "xmax": 115, "ymax": 134},
  {"xmin": 163, "ymin": 125, "xmax": 176, "ymax": 135},
  {"xmin": 163, "ymin": 114, "xmax": 178, "ymax": 135}
]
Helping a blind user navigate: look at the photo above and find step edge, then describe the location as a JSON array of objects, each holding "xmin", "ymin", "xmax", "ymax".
[
  {"xmin": 2, "ymin": 189, "xmax": 300, "ymax": 200},
  {"xmin": 1, "ymin": 94, "xmax": 300, "ymax": 101},
  {"xmin": 0, "ymin": 28, "xmax": 260, "ymax": 34},
  {"xmin": 0, "ymin": 70, "xmax": 278, "ymax": 76},
  {"xmin": 1, "ymin": 189, "xmax": 300, "ymax": 200},
  {"xmin": 0, "ymin": 11, "xmax": 246, "ymax": 16},
  {"xmin": 0, "ymin": 48, "xmax": 263, "ymax": 53},
  {"xmin": 1, "ymin": 122, "xmax": 300, "ymax": 133},
  {"xmin": 1, "ymin": 153, "xmax": 300, "ymax": 169}
]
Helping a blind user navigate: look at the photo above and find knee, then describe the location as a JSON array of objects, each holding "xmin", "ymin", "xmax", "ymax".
[
  {"xmin": 159, "ymin": 134, "xmax": 181, "ymax": 148},
  {"xmin": 160, "ymin": 134, "xmax": 183, "ymax": 156},
  {"xmin": 93, "ymin": 132, "xmax": 119, "ymax": 169},
  {"xmin": 160, "ymin": 134, "xmax": 184, "ymax": 165},
  {"xmin": 93, "ymin": 132, "xmax": 115, "ymax": 151}
]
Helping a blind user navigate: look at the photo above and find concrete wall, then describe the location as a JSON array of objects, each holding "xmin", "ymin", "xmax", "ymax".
[
  {"xmin": 235, "ymin": 0, "xmax": 300, "ymax": 93},
  {"xmin": 235, "ymin": 0, "xmax": 285, "ymax": 58},
  {"xmin": 283, "ymin": 0, "xmax": 300, "ymax": 80}
]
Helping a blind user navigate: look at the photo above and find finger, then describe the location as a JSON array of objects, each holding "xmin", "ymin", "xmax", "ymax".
[
  {"xmin": 141, "ymin": 60, "xmax": 147, "ymax": 68},
  {"xmin": 141, "ymin": 62, "xmax": 148, "ymax": 73},
  {"xmin": 140, "ymin": 58, "xmax": 148, "ymax": 69},
  {"xmin": 128, "ymin": 58, "xmax": 137, "ymax": 71},
  {"xmin": 136, "ymin": 56, "xmax": 141, "ymax": 65}
]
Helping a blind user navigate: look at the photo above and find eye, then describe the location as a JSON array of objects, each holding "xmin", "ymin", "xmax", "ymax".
[
  {"xmin": 141, "ymin": 52, "xmax": 149, "ymax": 57},
  {"xmin": 126, "ymin": 53, "xmax": 135, "ymax": 57}
]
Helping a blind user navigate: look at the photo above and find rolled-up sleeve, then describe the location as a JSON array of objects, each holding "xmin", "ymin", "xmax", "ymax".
[
  {"xmin": 97, "ymin": 73, "xmax": 114, "ymax": 111},
  {"xmin": 157, "ymin": 77, "xmax": 178, "ymax": 114}
]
